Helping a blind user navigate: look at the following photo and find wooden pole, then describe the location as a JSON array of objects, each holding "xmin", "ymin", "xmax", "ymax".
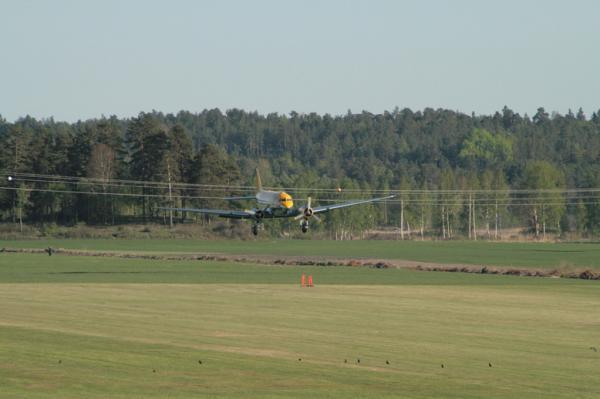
[
  {"xmin": 447, "ymin": 209, "xmax": 451, "ymax": 239},
  {"xmin": 533, "ymin": 207, "xmax": 539, "ymax": 238},
  {"xmin": 167, "ymin": 161, "xmax": 173, "ymax": 228},
  {"xmin": 18, "ymin": 203, "xmax": 23, "ymax": 233},
  {"xmin": 400, "ymin": 199, "xmax": 405, "ymax": 240},
  {"xmin": 441, "ymin": 206, "xmax": 446, "ymax": 239},
  {"xmin": 468, "ymin": 193, "xmax": 472, "ymax": 239},
  {"xmin": 494, "ymin": 200, "xmax": 498, "ymax": 240},
  {"xmin": 472, "ymin": 198, "xmax": 477, "ymax": 241},
  {"xmin": 542, "ymin": 206, "xmax": 546, "ymax": 240}
]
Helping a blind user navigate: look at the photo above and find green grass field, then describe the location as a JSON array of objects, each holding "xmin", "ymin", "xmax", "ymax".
[
  {"xmin": 5, "ymin": 238, "xmax": 600, "ymax": 269},
  {"xmin": 1, "ymin": 245, "xmax": 599, "ymax": 398}
]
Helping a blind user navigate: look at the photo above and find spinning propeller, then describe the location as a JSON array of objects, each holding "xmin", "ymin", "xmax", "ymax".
[{"xmin": 294, "ymin": 197, "xmax": 321, "ymax": 223}]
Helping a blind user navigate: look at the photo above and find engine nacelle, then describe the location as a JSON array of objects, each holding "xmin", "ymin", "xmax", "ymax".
[{"xmin": 304, "ymin": 207, "xmax": 313, "ymax": 218}]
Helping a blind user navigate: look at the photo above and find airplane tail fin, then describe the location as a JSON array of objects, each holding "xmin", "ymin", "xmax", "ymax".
[{"xmin": 255, "ymin": 168, "xmax": 263, "ymax": 192}]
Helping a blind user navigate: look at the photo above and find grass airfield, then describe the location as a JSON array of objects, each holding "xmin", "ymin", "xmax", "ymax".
[
  {"xmin": 6, "ymin": 238, "xmax": 600, "ymax": 269},
  {"xmin": 1, "ymin": 241, "xmax": 600, "ymax": 398}
]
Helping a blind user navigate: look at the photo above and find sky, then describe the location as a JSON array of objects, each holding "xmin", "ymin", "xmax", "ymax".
[{"xmin": 1, "ymin": 0, "xmax": 599, "ymax": 122}]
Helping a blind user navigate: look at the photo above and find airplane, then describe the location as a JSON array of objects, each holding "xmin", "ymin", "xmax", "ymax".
[{"xmin": 160, "ymin": 169, "xmax": 395, "ymax": 236}]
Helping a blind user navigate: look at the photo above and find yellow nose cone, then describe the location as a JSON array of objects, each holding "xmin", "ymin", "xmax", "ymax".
[{"xmin": 279, "ymin": 192, "xmax": 294, "ymax": 209}]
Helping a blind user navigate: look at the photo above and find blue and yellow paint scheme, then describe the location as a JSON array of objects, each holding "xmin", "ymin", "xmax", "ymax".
[{"xmin": 159, "ymin": 168, "xmax": 394, "ymax": 235}]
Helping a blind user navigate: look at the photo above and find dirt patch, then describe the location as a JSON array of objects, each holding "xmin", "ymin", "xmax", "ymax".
[{"xmin": 3, "ymin": 247, "xmax": 599, "ymax": 281}]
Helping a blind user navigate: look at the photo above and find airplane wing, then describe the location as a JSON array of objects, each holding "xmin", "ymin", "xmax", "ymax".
[
  {"xmin": 224, "ymin": 195, "xmax": 256, "ymax": 201},
  {"xmin": 312, "ymin": 195, "xmax": 396, "ymax": 214},
  {"xmin": 158, "ymin": 207, "xmax": 255, "ymax": 219}
]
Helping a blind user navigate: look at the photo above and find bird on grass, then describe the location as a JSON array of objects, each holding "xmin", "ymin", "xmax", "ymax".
[
  {"xmin": 489, "ymin": 362, "xmax": 493, "ymax": 368},
  {"xmin": 386, "ymin": 360, "xmax": 390, "ymax": 365},
  {"xmin": 441, "ymin": 364, "xmax": 444, "ymax": 368},
  {"xmin": 153, "ymin": 369, "xmax": 156, "ymax": 373},
  {"xmin": 58, "ymin": 360, "xmax": 62, "ymax": 364},
  {"xmin": 298, "ymin": 358, "xmax": 302, "ymax": 362},
  {"xmin": 344, "ymin": 359, "xmax": 347, "ymax": 363},
  {"xmin": 198, "ymin": 360, "xmax": 203, "ymax": 365},
  {"xmin": 590, "ymin": 346, "xmax": 598, "ymax": 352},
  {"xmin": 357, "ymin": 358, "xmax": 361, "ymax": 364}
]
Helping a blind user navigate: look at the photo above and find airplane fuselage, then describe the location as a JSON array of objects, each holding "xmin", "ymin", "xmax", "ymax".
[{"xmin": 255, "ymin": 190, "xmax": 294, "ymax": 209}]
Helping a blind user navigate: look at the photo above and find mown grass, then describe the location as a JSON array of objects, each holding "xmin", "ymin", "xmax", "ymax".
[
  {"xmin": 1, "ymin": 252, "xmax": 599, "ymax": 398},
  {"xmin": 4, "ymin": 238, "xmax": 600, "ymax": 269},
  {"xmin": 0, "ymin": 253, "xmax": 591, "ymax": 286},
  {"xmin": 0, "ymin": 281, "xmax": 599, "ymax": 398}
]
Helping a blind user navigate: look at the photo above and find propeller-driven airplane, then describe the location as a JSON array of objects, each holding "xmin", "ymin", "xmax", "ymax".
[{"xmin": 161, "ymin": 169, "xmax": 395, "ymax": 236}]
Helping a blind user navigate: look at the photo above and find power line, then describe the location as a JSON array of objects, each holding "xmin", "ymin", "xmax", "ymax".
[
  {"xmin": 3, "ymin": 172, "xmax": 255, "ymax": 190},
  {"xmin": 0, "ymin": 186, "xmax": 229, "ymax": 200},
  {"xmin": 2, "ymin": 186, "xmax": 599, "ymax": 207},
  {"xmin": 4, "ymin": 172, "xmax": 600, "ymax": 195}
]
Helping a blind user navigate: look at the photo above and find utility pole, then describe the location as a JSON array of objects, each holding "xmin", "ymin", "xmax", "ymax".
[
  {"xmin": 400, "ymin": 199, "xmax": 404, "ymax": 240},
  {"xmin": 12, "ymin": 139, "xmax": 19, "ymax": 225},
  {"xmin": 533, "ymin": 207, "xmax": 539, "ymax": 238},
  {"xmin": 494, "ymin": 200, "xmax": 499, "ymax": 240},
  {"xmin": 472, "ymin": 197, "xmax": 477, "ymax": 241},
  {"xmin": 447, "ymin": 209, "xmax": 452, "ymax": 239},
  {"xmin": 441, "ymin": 206, "xmax": 446, "ymax": 239},
  {"xmin": 167, "ymin": 160, "xmax": 173, "ymax": 228},
  {"xmin": 542, "ymin": 206, "xmax": 546, "ymax": 240},
  {"xmin": 468, "ymin": 193, "xmax": 472, "ymax": 239},
  {"xmin": 18, "ymin": 190, "xmax": 23, "ymax": 233}
]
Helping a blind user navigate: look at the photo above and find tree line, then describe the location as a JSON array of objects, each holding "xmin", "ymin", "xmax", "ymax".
[{"xmin": 1, "ymin": 106, "xmax": 600, "ymax": 239}]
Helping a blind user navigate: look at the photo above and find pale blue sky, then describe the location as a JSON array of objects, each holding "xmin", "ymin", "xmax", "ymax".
[{"xmin": 1, "ymin": 0, "xmax": 599, "ymax": 122}]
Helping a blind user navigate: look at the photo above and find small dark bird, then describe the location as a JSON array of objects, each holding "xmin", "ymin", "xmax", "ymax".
[
  {"xmin": 590, "ymin": 346, "xmax": 598, "ymax": 352},
  {"xmin": 386, "ymin": 360, "xmax": 390, "ymax": 365},
  {"xmin": 58, "ymin": 360, "xmax": 61, "ymax": 364},
  {"xmin": 441, "ymin": 364, "xmax": 444, "ymax": 368},
  {"xmin": 153, "ymin": 369, "xmax": 156, "ymax": 373},
  {"xmin": 357, "ymin": 358, "xmax": 360, "ymax": 364},
  {"xmin": 298, "ymin": 358, "xmax": 302, "ymax": 362},
  {"xmin": 344, "ymin": 359, "xmax": 347, "ymax": 363},
  {"xmin": 489, "ymin": 362, "xmax": 493, "ymax": 368},
  {"xmin": 198, "ymin": 360, "xmax": 202, "ymax": 365}
]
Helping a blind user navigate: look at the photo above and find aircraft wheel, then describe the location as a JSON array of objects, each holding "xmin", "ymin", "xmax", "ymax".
[{"xmin": 252, "ymin": 224, "xmax": 259, "ymax": 236}]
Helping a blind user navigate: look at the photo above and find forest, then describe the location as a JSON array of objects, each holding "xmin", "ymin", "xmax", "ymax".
[{"xmin": 1, "ymin": 106, "xmax": 600, "ymax": 239}]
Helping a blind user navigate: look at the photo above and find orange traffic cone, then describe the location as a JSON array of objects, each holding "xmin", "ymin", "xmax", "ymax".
[
  {"xmin": 301, "ymin": 273, "xmax": 306, "ymax": 288},
  {"xmin": 307, "ymin": 275, "xmax": 314, "ymax": 287}
]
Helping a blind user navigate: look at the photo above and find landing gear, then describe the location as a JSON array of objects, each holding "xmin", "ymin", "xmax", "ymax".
[
  {"xmin": 252, "ymin": 212, "xmax": 264, "ymax": 236},
  {"xmin": 301, "ymin": 220, "xmax": 309, "ymax": 233}
]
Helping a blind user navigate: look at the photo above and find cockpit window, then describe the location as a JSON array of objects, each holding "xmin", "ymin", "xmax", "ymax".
[{"xmin": 279, "ymin": 192, "xmax": 294, "ymax": 208}]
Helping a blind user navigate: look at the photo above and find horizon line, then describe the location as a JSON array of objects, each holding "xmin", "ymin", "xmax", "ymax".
[{"xmin": 2, "ymin": 105, "xmax": 598, "ymax": 124}]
